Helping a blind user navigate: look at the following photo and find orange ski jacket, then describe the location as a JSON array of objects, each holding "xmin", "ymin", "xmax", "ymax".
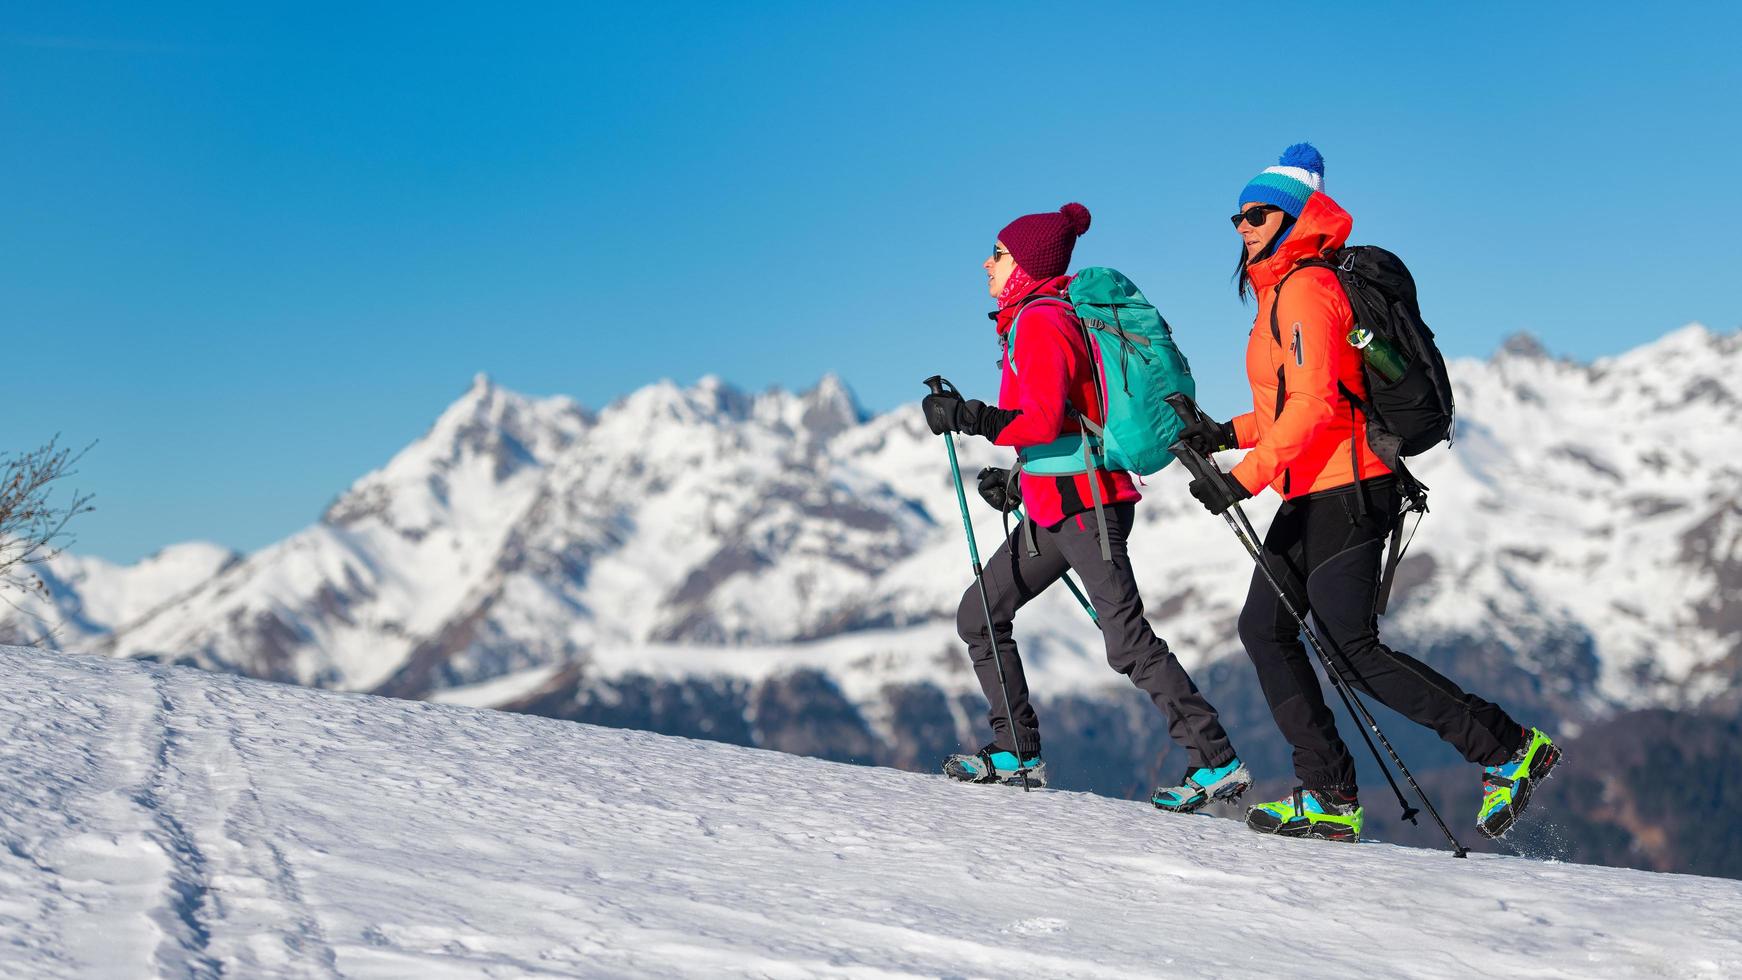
[{"xmin": 1229, "ymin": 192, "xmax": 1392, "ymax": 498}]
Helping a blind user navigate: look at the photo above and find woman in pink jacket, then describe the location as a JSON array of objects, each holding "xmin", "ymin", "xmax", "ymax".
[{"xmin": 921, "ymin": 203, "xmax": 1247, "ymax": 811}]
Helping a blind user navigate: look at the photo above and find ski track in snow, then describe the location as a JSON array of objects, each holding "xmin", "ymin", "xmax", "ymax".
[{"xmin": 2, "ymin": 647, "xmax": 1739, "ymax": 979}]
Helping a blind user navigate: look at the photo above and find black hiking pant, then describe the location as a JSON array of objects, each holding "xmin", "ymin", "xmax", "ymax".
[
  {"xmin": 1238, "ymin": 478, "xmax": 1525, "ymax": 792},
  {"xmin": 955, "ymin": 502, "xmax": 1236, "ymax": 769}
]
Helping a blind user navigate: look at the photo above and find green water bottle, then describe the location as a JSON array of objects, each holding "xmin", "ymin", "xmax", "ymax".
[{"xmin": 1348, "ymin": 327, "xmax": 1409, "ymax": 383}]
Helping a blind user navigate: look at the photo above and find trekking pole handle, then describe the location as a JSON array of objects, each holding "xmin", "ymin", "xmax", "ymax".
[
  {"xmin": 1165, "ymin": 391, "xmax": 1209, "ymax": 427},
  {"xmin": 1167, "ymin": 438, "xmax": 1219, "ymax": 485},
  {"xmin": 1163, "ymin": 393, "xmax": 1224, "ymax": 484},
  {"xmin": 923, "ymin": 375, "xmax": 959, "ymax": 398}
]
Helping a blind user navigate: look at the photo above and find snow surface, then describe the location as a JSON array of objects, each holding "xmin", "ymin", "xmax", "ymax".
[{"xmin": 3, "ymin": 646, "xmax": 1738, "ymax": 979}]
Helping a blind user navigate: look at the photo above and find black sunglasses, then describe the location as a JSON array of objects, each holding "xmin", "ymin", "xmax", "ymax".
[
  {"xmin": 1229, "ymin": 205, "xmax": 1282, "ymax": 228},
  {"xmin": 990, "ymin": 245, "xmax": 1011, "ymax": 261}
]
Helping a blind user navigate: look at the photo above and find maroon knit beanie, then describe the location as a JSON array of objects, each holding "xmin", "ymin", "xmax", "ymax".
[{"xmin": 998, "ymin": 203, "xmax": 1091, "ymax": 278}]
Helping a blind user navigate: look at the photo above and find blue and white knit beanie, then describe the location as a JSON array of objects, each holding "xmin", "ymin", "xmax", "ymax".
[{"xmin": 1238, "ymin": 143, "xmax": 1325, "ymax": 217}]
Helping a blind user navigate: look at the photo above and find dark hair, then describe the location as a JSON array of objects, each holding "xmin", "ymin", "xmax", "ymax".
[{"xmin": 1233, "ymin": 213, "xmax": 1297, "ymax": 302}]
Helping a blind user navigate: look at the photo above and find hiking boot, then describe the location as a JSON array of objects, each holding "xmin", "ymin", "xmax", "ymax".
[
  {"xmin": 1478, "ymin": 727, "xmax": 1560, "ymax": 839},
  {"xmin": 942, "ymin": 743, "xmax": 1047, "ymax": 788},
  {"xmin": 1151, "ymin": 757, "xmax": 1252, "ymax": 813},
  {"xmin": 1246, "ymin": 787, "xmax": 1363, "ymax": 842}
]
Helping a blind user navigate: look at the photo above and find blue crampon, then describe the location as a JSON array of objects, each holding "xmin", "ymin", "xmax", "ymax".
[
  {"xmin": 1151, "ymin": 758, "xmax": 1252, "ymax": 813},
  {"xmin": 943, "ymin": 743, "xmax": 1047, "ymax": 788}
]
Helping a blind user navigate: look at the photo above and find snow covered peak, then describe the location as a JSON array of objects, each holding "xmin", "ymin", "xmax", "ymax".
[
  {"xmin": 426, "ymin": 373, "xmax": 588, "ymax": 467},
  {"xmin": 128, "ymin": 541, "xmax": 239, "ymax": 585},
  {"xmin": 727, "ymin": 373, "xmax": 865, "ymax": 445},
  {"xmin": 1640, "ymin": 321, "xmax": 1717, "ymax": 354},
  {"xmin": 1490, "ymin": 324, "xmax": 1738, "ymax": 377},
  {"xmin": 1496, "ymin": 332, "xmax": 1552, "ymax": 361},
  {"xmin": 325, "ymin": 377, "xmax": 589, "ymax": 530},
  {"xmin": 604, "ymin": 376, "xmax": 758, "ymax": 429},
  {"xmin": 594, "ymin": 373, "xmax": 864, "ymax": 455},
  {"xmin": 1604, "ymin": 322, "xmax": 1738, "ymax": 376},
  {"xmin": 796, "ymin": 372, "xmax": 866, "ymax": 439},
  {"xmin": 0, "ymin": 541, "xmax": 240, "ymax": 648}
]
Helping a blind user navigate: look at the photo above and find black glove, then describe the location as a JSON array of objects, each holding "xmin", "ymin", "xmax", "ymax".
[
  {"xmin": 922, "ymin": 388, "xmax": 967, "ymax": 434},
  {"xmin": 922, "ymin": 390, "xmax": 1020, "ymax": 438},
  {"xmin": 1188, "ymin": 469, "xmax": 1252, "ymax": 516},
  {"xmin": 1179, "ymin": 415, "xmax": 1239, "ymax": 456},
  {"xmin": 976, "ymin": 467, "xmax": 1022, "ymax": 513}
]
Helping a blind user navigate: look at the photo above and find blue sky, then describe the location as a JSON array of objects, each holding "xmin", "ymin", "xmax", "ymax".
[{"xmin": 4, "ymin": 2, "xmax": 1739, "ymax": 562}]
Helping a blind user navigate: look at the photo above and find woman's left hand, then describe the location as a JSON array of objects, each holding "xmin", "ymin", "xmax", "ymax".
[
  {"xmin": 1188, "ymin": 469, "xmax": 1252, "ymax": 516},
  {"xmin": 976, "ymin": 467, "xmax": 1022, "ymax": 512}
]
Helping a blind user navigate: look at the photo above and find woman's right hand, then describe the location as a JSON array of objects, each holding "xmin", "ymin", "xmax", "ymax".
[
  {"xmin": 1180, "ymin": 415, "xmax": 1238, "ymax": 456},
  {"xmin": 976, "ymin": 467, "xmax": 1021, "ymax": 513}
]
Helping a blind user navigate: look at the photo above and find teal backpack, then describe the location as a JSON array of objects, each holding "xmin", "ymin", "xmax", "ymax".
[{"xmin": 1006, "ymin": 267, "xmax": 1195, "ymax": 558}]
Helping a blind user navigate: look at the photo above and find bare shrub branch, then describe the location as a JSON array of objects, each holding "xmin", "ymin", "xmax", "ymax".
[{"xmin": 0, "ymin": 437, "xmax": 97, "ymax": 598}]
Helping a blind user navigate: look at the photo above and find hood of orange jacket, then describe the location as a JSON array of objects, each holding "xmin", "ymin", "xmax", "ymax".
[
  {"xmin": 1228, "ymin": 192, "xmax": 1392, "ymax": 497},
  {"xmin": 1246, "ymin": 193, "xmax": 1353, "ymax": 292}
]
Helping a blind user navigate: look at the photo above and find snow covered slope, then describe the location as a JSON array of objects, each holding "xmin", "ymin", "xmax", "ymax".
[{"xmin": 2, "ymin": 646, "xmax": 1738, "ymax": 979}]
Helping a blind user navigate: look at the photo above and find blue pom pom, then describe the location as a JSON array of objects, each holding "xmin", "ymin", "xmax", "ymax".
[{"xmin": 1278, "ymin": 142, "xmax": 1324, "ymax": 176}]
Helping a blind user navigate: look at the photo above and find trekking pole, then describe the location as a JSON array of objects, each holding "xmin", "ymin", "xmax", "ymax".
[
  {"xmin": 925, "ymin": 376, "xmax": 1032, "ymax": 792},
  {"xmin": 1165, "ymin": 394, "xmax": 1468, "ymax": 857},
  {"xmin": 1009, "ymin": 506, "xmax": 1099, "ymax": 628},
  {"xmin": 1176, "ymin": 437, "xmax": 1418, "ymax": 827},
  {"xmin": 1223, "ymin": 479, "xmax": 1424, "ymax": 832}
]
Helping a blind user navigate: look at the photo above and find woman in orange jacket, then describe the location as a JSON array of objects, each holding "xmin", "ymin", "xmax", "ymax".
[{"xmin": 1181, "ymin": 144, "xmax": 1558, "ymax": 842}]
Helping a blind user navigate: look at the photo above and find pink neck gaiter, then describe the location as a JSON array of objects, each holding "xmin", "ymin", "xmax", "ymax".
[{"xmin": 996, "ymin": 264, "xmax": 1041, "ymax": 310}]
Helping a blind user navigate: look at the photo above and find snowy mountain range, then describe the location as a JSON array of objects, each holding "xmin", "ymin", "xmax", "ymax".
[
  {"xmin": 9, "ymin": 647, "xmax": 1739, "ymax": 978},
  {"xmin": 14, "ymin": 324, "xmax": 1739, "ymax": 703},
  {"xmin": 7, "ymin": 324, "xmax": 1741, "ymax": 871}
]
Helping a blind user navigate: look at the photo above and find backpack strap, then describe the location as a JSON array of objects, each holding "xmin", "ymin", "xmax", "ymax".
[
  {"xmin": 1081, "ymin": 312, "xmax": 1152, "ymax": 348},
  {"xmin": 1261, "ymin": 264, "xmax": 1309, "ymax": 494},
  {"xmin": 1072, "ymin": 409, "xmax": 1113, "ymax": 562},
  {"xmin": 1003, "ymin": 490, "xmax": 1043, "ymax": 564},
  {"xmin": 1071, "ymin": 310, "xmax": 1116, "ymax": 563},
  {"xmin": 1375, "ymin": 463, "xmax": 1430, "ymax": 615},
  {"xmin": 1267, "ymin": 257, "xmax": 1335, "ymax": 343},
  {"xmin": 1005, "ymin": 296, "xmax": 1074, "ymax": 377},
  {"xmin": 1274, "ymin": 256, "xmax": 1375, "ymax": 509},
  {"xmin": 1344, "ymin": 387, "xmax": 1366, "ymax": 521}
]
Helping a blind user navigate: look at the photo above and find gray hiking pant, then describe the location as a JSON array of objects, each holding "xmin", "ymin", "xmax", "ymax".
[{"xmin": 954, "ymin": 502, "xmax": 1236, "ymax": 768}]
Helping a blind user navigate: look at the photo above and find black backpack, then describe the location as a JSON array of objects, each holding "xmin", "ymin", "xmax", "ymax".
[
  {"xmin": 1270, "ymin": 245, "xmax": 1453, "ymax": 611},
  {"xmin": 1273, "ymin": 245, "xmax": 1455, "ymax": 469}
]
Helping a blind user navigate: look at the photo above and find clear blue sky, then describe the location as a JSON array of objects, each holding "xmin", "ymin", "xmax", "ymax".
[{"xmin": 4, "ymin": 2, "xmax": 1738, "ymax": 562}]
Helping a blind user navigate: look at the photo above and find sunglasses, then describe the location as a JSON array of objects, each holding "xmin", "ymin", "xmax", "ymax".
[
  {"xmin": 1229, "ymin": 205, "xmax": 1282, "ymax": 228},
  {"xmin": 990, "ymin": 246, "xmax": 1011, "ymax": 262}
]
